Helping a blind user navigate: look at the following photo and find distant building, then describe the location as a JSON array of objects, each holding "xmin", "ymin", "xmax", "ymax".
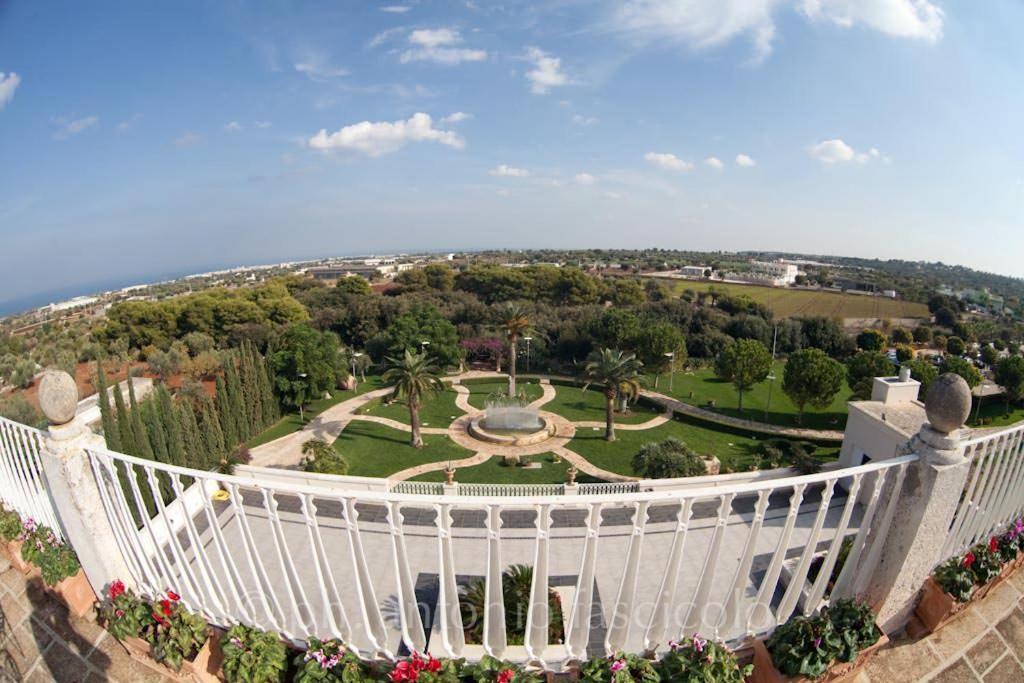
[
  {"xmin": 39, "ymin": 296, "xmax": 100, "ymax": 314},
  {"xmin": 718, "ymin": 260, "xmax": 800, "ymax": 287},
  {"xmin": 679, "ymin": 265, "xmax": 708, "ymax": 278}
]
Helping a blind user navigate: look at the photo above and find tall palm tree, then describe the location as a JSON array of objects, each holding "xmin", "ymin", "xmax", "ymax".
[
  {"xmin": 580, "ymin": 348, "xmax": 644, "ymax": 442},
  {"xmin": 382, "ymin": 349, "xmax": 445, "ymax": 448},
  {"xmin": 500, "ymin": 304, "xmax": 531, "ymax": 397}
]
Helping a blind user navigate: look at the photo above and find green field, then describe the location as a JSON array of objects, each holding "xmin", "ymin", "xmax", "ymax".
[
  {"xmin": 333, "ymin": 421, "xmax": 473, "ymax": 478},
  {"xmin": 545, "ymin": 382, "xmax": 664, "ymax": 424},
  {"xmin": 411, "ymin": 454, "xmax": 602, "ymax": 485},
  {"xmin": 358, "ymin": 388, "xmax": 462, "ymax": 427},
  {"xmin": 657, "ymin": 279, "xmax": 930, "ymax": 320},
  {"xmin": 647, "ymin": 361, "xmax": 852, "ymax": 431},
  {"xmin": 569, "ymin": 413, "xmax": 838, "ymax": 477},
  {"xmin": 247, "ymin": 376, "xmax": 388, "ymax": 447}
]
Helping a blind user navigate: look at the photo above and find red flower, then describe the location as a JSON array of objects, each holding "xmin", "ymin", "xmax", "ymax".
[
  {"xmin": 990, "ymin": 537, "xmax": 999, "ymax": 553},
  {"xmin": 963, "ymin": 551, "xmax": 976, "ymax": 568},
  {"xmin": 166, "ymin": 590, "xmax": 181, "ymax": 602},
  {"xmin": 160, "ymin": 599, "xmax": 173, "ymax": 616},
  {"xmin": 424, "ymin": 655, "xmax": 441, "ymax": 672},
  {"xmin": 109, "ymin": 580, "xmax": 125, "ymax": 600},
  {"xmin": 152, "ymin": 612, "xmax": 169, "ymax": 627},
  {"xmin": 389, "ymin": 660, "xmax": 416, "ymax": 682},
  {"xmin": 497, "ymin": 670, "xmax": 515, "ymax": 683}
]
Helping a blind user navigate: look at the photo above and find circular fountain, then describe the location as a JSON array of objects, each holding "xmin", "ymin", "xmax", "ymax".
[{"xmin": 468, "ymin": 392, "xmax": 556, "ymax": 446}]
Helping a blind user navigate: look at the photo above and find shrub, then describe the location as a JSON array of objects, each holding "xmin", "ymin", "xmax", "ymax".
[
  {"xmin": 460, "ymin": 564, "xmax": 564, "ymax": 646},
  {"xmin": 631, "ymin": 438, "xmax": 705, "ymax": 479},
  {"xmin": 301, "ymin": 439, "xmax": 350, "ymax": 475},
  {"xmin": 147, "ymin": 589, "xmax": 208, "ymax": 671},
  {"xmin": 96, "ymin": 580, "xmax": 152, "ymax": 641},
  {"xmin": 222, "ymin": 625, "xmax": 289, "ymax": 683},
  {"xmin": 657, "ymin": 636, "xmax": 751, "ymax": 682},
  {"xmin": 19, "ymin": 519, "xmax": 81, "ymax": 585}
]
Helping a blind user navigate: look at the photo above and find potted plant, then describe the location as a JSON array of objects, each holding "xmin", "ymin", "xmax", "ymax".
[
  {"xmin": 96, "ymin": 580, "xmax": 154, "ymax": 660},
  {"xmin": 751, "ymin": 600, "xmax": 886, "ymax": 682},
  {"xmin": 291, "ymin": 637, "xmax": 377, "ymax": 681},
  {"xmin": 656, "ymin": 636, "xmax": 750, "ymax": 682},
  {"xmin": 222, "ymin": 624, "xmax": 289, "ymax": 682},
  {"xmin": 147, "ymin": 589, "xmax": 221, "ymax": 681},
  {"xmin": 19, "ymin": 519, "xmax": 95, "ymax": 617},
  {"xmin": 385, "ymin": 651, "xmax": 461, "ymax": 682},
  {"xmin": 577, "ymin": 652, "xmax": 660, "ymax": 682},
  {"xmin": 0, "ymin": 505, "xmax": 27, "ymax": 572},
  {"xmin": 461, "ymin": 655, "xmax": 543, "ymax": 683}
]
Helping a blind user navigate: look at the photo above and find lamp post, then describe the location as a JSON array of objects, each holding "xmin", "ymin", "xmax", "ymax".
[
  {"xmin": 297, "ymin": 372, "xmax": 308, "ymax": 422},
  {"xmin": 765, "ymin": 325, "xmax": 779, "ymax": 422},
  {"xmin": 420, "ymin": 340, "xmax": 431, "ymax": 353},
  {"xmin": 351, "ymin": 352, "xmax": 363, "ymax": 391},
  {"xmin": 523, "ymin": 336, "xmax": 533, "ymax": 373},
  {"xmin": 664, "ymin": 351, "xmax": 675, "ymax": 393}
]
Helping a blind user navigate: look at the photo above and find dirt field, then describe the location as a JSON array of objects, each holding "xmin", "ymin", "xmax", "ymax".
[{"xmin": 656, "ymin": 279, "xmax": 931, "ymax": 321}]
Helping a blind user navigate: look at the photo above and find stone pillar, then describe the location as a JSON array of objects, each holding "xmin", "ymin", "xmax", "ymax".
[
  {"xmin": 36, "ymin": 371, "xmax": 134, "ymax": 595},
  {"xmin": 856, "ymin": 374, "xmax": 973, "ymax": 633}
]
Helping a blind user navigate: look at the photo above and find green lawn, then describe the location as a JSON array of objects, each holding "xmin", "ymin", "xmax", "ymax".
[
  {"xmin": 644, "ymin": 361, "xmax": 852, "ymax": 431},
  {"xmin": 334, "ymin": 421, "xmax": 473, "ymax": 478},
  {"xmin": 247, "ymin": 376, "xmax": 388, "ymax": 448},
  {"xmin": 411, "ymin": 454, "xmax": 605, "ymax": 485},
  {"xmin": 462, "ymin": 379, "xmax": 545, "ymax": 410},
  {"xmin": 569, "ymin": 413, "xmax": 838, "ymax": 477},
  {"xmin": 968, "ymin": 398, "xmax": 1024, "ymax": 429},
  {"xmin": 544, "ymin": 382, "xmax": 664, "ymax": 425},
  {"xmin": 358, "ymin": 388, "xmax": 462, "ymax": 427}
]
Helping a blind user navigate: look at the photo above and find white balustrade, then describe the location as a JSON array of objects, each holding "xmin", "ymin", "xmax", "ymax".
[{"xmin": 0, "ymin": 416, "xmax": 64, "ymax": 537}]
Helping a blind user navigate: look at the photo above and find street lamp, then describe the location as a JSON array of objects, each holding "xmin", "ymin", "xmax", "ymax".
[
  {"xmin": 297, "ymin": 372, "xmax": 308, "ymax": 422},
  {"xmin": 523, "ymin": 336, "xmax": 533, "ymax": 373},
  {"xmin": 664, "ymin": 351, "xmax": 676, "ymax": 393},
  {"xmin": 419, "ymin": 340, "xmax": 431, "ymax": 353}
]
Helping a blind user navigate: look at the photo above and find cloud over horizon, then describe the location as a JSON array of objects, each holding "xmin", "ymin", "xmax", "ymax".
[{"xmin": 308, "ymin": 112, "xmax": 465, "ymax": 156}]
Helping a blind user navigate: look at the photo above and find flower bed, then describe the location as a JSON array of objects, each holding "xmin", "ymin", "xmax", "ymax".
[
  {"xmin": 750, "ymin": 600, "xmax": 886, "ymax": 683},
  {"xmin": 915, "ymin": 518, "xmax": 1024, "ymax": 634}
]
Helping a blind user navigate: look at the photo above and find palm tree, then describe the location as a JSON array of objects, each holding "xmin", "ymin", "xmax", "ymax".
[
  {"xmin": 382, "ymin": 349, "xmax": 445, "ymax": 448},
  {"xmin": 500, "ymin": 304, "xmax": 530, "ymax": 397},
  {"xmin": 580, "ymin": 348, "xmax": 644, "ymax": 442}
]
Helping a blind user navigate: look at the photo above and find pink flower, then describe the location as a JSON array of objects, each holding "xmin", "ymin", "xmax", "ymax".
[
  {"xmin": 692, "ymin": 634, "xmax": 707, "ymax": 653},
  {"xmin": 610, "ymin": 659, "xmax": 626, "ymax": 672}
]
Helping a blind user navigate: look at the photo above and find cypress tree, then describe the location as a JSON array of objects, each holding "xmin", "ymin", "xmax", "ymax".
[
  {"xmin": 96, "ymin": 361, "xmax": 122, "ymax": 452},
  {"xmin": 215, "ymin": 376, "xmax": 239, "ymax": 449},
  {"xmin": 127, "ymin": 378, "xmax": 154, "ymax": 461},
  {"xmin": 258, "ymin": 349, "xmax": 280, "ymax": 426},
  {"xmin": 143, "ymin": 399, "xmax": 170, "ymax": 465},
  {"xmin": 200, "ymin": 393, "xmax": 227, "ymax": 462},
  {"xmin": 241, "ymin": 343, "xmax": 263, "ymax": 435},
  {"xmin": 157, "ymin": 385, "xmax": 186, "ymax": 468},
  {"xmin": 178, "ymin": 401, "xmax": 207, "ymax": 470},
  {"xmin": 113, "ymin": 377, "xmax": 134, "ymax": 454},
  {"xmin": 225, "ymin": 358, "xmax": 249, "ymax": 443}
]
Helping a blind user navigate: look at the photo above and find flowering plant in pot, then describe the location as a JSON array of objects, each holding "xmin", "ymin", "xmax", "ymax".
[
  {"xmin": 292, "ymin": 637, "xmax": 376, "ymax": 682},
  {"xmin": 656, "ymin": 635, "xmax": 750, "ymax": 682},
  {"xmin": 578, "ymin": 652, "xmax": 660, "ymax": 682},
  {"xmin": 221, "ymin": 624, "xmax": 289, "ymax": 683},
  {"xmin": 146, "ymin": 589, "xmax": 212, "ymax": 673},
  {"xmin": 19, "ymin": 518, "xmax": 81, "ymax": 585},
  {"xmin": 0, "ymin": 505, "xmax": 27, "ymax": 570},
  {"xmin": 96, "ymin": 580, "xmax": 152, "ymax": 644},
  {"xmin": 967, "ymin": 542, "xmax": 1002, "ymax": 588},
  {"xmin": 461, "ymin": 655, "xmax": 543, "ymax": 683},
  {"xmin": 753, "ymin": 600, "xmax": 884, "ymax": 682}
]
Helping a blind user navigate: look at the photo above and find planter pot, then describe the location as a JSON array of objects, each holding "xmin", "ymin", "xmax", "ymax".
[
  {"xmin": 914, "ymin": 576, "xmax": 969, "ymax": 634},
  {"xmin": 748, "ymin": 632, "xmax": 888, "ymax": 683},
  {"xmin": 6, "ymin": 540, "xmax": 32, "ymax": 574},
  {"xmin": 53, "ymin": 569, "xmax": 98, "ymax": 618},
  {"xmin": 120, "ymin": 633, "xmax": 223, "ymax": 682}
]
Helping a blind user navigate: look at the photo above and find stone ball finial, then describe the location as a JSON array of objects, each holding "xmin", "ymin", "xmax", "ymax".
[
  {"xmin": 38, "ymin": 370, "xmax": 79, "ymax": 426},
  {"xmin": 924, "ymin": 373, "xmax": 972, "ymax": 434}
]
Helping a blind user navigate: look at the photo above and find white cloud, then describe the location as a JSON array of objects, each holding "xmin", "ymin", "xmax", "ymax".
[
  {"xmin": 294, "ymin": 58, "xmax": 349, "ymax": 81},
  {"xmin": 800, "ymin": 0, "xmax": 943, "ymax": 42},
  {"xmin": 809, "ymin": 138, "xmax": 887, "ymax": 164},
  {"xmin": 254, "ymin": 121, "xmax": 272, "ymax": 129},
  {"xmin": 735, "ymin": 153, "xmax": 757, "ymax": 167},
  {"xmin": 441, "ymin": 111, "xmax": 471, "ymax": 125},
  {"xmin": 224, "ymin": 121, "xmax": 242, "ymax": 132},
  {"xmin": 644, "ymin": 151, "xmax": 694, "ymax": 171},
  {"xmin": 381, "ymin": 5, "xmax": 411, "ymax": 13},
  {"xmin": 400, "ymin": 28, "xmax": 487, "ymax": 65},
  {"xmin": 307, "ymin": 112, "xmax": 464, "ymax": 156},
  {"xmin": 116, "ymin": 113, "xmax": 142, "ymax": 131},
  {"xmin": 575, "ymin": 172, "xmax": 597, "ymax": 185},
  {"xmin": 0, "ymin": 72, "xmax": 20, "ymax": 110},
  {"xmin": 705, "ymin": 156, "xmax": 724, "ymax": 169},
  {"xmin": 174, "ymin": 132, "xmax": 202, "ymax": 147},
  {"xmin": 572, "ymin": 114, "xmax": 599, "ymax": 126},
  {"xmin": 52, "ymin": 115, "xmax": 98, "ymax": 140},
  {"xmin": 369, "ymin": 27, "xmax": 407, "ymax": 48},
  {"xmin": 524, "ymin": 47, "xmax": 568, "ymax": 94},
  {"xmin": 489, "ymin": 164, "xmax": 529, "ymax": 177},
  {"xmin": 611, "ymin": 0, "xmax": 943, "ymax": 63},
  {"xmin": 605, "ymin": 191, "xmax": 623, "ymax": 199}
]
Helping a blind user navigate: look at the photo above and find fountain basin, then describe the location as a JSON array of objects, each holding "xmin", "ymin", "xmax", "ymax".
[{"xmin": 468, "ymin": 414, "xmax": 555, "ymax": 446}]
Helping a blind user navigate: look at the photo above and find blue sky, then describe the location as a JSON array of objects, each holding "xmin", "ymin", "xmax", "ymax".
[{"xmin": 1, "ymin": 1, "xmax": 1022, "ymax": 311}]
